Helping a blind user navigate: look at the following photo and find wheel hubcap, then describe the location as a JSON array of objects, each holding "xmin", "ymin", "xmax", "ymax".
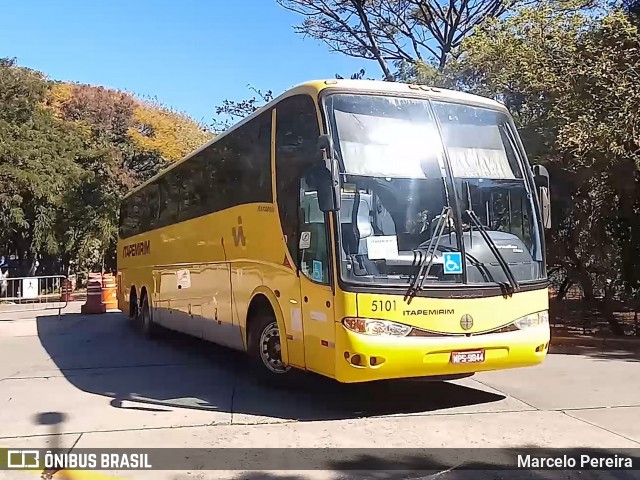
[{"xmin": 259, "ymin": 322, "xmax": 290, "ymax": 373}]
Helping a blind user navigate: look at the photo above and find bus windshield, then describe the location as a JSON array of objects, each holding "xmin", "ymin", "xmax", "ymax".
[{"xmin": 323, "ymin": 93, "xmax": 545, "ymax": 288}]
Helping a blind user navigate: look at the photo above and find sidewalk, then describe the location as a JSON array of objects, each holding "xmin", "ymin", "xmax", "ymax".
[{"xmin": 550, "ymin": 325, "xmax": 640, "ymax": 354}]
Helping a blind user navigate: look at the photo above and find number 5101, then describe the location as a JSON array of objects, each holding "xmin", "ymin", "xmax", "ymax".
[{"xmin": 371, "ymin": 300, "xmax": 396, "ymax": 312}]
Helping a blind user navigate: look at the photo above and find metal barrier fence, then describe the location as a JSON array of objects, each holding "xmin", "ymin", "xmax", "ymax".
[{"xmin": 0, "ymin": 275, "xmax": 69, "ymax": 319}]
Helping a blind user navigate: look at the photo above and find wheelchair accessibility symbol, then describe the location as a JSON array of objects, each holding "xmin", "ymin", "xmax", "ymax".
[{"xmin": 443, "ymin": 252, "xmax": 463, "ymax": 274}]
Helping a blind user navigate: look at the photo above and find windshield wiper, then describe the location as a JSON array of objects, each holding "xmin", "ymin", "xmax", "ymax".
[
  {"xmin": 404, "ymin": 206, "xmax": 453, "ymax": 303},
  {"xmin": 465, "ymin": 209, "xmax": 520, "ymax": 295}
]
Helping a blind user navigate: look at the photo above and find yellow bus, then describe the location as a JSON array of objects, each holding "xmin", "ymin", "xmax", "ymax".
[{"xmin": 117, "ymin": 79, "xmax": 552, "ymax": 383}]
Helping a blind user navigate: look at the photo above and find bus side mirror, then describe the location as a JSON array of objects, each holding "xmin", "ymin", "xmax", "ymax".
[
  {"xmin": 533, "ymin": 165, "xmax": 551, "ymax": 229},
  {"xmin": 317, "ymin": 134, "xmax": 333, "ymax": 166},
  {"xmin": 316, "ymin": 134, "xmax": 341, "ymax": 212}
]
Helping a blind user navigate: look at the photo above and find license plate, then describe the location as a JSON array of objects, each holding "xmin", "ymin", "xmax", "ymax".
[{"xmin": 450, "ymin": 350, "xmax": 485, "ymax": 364}]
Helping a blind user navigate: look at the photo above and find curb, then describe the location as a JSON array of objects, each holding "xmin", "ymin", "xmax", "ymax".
[{"xmin": 550, "ymin": 334, "xmax": 640, "ymax": 353}]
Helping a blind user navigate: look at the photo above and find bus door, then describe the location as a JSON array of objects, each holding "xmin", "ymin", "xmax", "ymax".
[
  {"xmin": 274, "ymin": 94, "xmax": 335, "ymax": 376},
  {"xmin": 298, "ymin": 178, "xmax": 336, "ymax": 378}
]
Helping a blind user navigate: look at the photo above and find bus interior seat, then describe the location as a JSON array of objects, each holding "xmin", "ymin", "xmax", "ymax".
[
  {"xmin": 375, "ymin": 205, "xmax": 396, "ymax": 237},
  {"xmin": 340, "ymin": 197, "xmax": 374, "ymax": 256}
]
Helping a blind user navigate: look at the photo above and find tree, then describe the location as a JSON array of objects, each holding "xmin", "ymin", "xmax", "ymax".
[
  {"xmin": 212, "ymin": 86, "xmax": 273, "ymax": 132},
  {"xmin": 336, "ymin": 68, "xmax": 368, "ymax": 79},
  {"xmin": 128, "ymin": 100, "xmax": 213, "ymax": 162},
  {"xmin": 58, "ymin": 84, "xmax": 136, "ymax": 144},
  {"xmin": 1, "ymin": 60, "xmax": 72, "ymax": 270},
  {"xmin": 624, "ymin": 0, "xmax": 640, "ymax": 25},
  {"xmin": 0, "ymin": 59, "xmax": 212, "ymax": 277},
  {"xmin": 448, "ymin": 5, "xmax": 640, "ymax": 332},
  {"xmin": 277, "ymin": 0, "xmax": 513, "ymax": 74}
]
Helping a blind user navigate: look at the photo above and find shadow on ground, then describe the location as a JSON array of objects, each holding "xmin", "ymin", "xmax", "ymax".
[
  {"xmin": 35, "ymin": 312, "xmax": 506, "ymax": 422},
  {"xmin": 166, "ymin": 447, "xmax": 640, "ymax": 480}
]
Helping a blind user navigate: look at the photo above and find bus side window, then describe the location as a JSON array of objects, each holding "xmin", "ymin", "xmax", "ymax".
[
  {"xmin": 299, "ymin": 176, "xmax": 329, "ymax": 284},
  {"xmin": 275, "ymin": 94, "xmax": 320, "ymax": 267}
]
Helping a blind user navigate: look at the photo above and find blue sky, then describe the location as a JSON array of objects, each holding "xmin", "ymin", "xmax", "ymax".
[{"xmin": 1, "ymin": 0, "xmax": 376, "ymax": 125}]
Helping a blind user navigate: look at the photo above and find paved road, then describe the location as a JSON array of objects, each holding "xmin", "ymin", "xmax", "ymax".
[{"xmin": 1, "ymin": 302, "xmax": 639, "ymax": 479}]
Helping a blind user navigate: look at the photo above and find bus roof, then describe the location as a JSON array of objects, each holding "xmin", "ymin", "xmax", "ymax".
[
  {"xmin": 122, "ymin": 80, "xmax": 506, "ymax": 200},
  {"xmin": 308, "ymin": 79, "xmax": 505, "ymax": 110}
]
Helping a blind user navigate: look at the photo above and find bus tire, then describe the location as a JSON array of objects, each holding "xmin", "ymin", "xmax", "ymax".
[
  {"xmin": 248, "ymin": 313, "xmax": 294, "ymax": 382},
  {"xmin": 138, "ymin": 296, "xmax": 159, "ymax": 339},
  {"xmin": 129, "ymin": 290, "xmax": 138, "ymax": 320}
]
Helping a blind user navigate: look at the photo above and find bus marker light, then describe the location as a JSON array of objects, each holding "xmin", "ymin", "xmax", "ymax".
[{"xmin": 370, "ymin": 356, "xmax": 385, "ymax": 366}]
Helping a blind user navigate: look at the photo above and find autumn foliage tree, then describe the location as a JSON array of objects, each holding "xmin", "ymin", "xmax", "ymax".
[{"xmin": 0, "ymin": 58, "xmax": 213, "ymax": 278}]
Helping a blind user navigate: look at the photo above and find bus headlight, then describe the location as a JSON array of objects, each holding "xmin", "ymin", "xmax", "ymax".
[
  {"xmin": 342, "ymin": 317, "xmax": 412, "ymax": 336},
  {"xmin": 514, "ymin": 310, "xmax": 549, "ymax": 329}
]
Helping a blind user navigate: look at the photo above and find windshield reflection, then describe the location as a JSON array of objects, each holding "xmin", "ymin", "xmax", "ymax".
[{"xmin": 323, "ymin": 93, "xmax": 544, "ymax": 288}]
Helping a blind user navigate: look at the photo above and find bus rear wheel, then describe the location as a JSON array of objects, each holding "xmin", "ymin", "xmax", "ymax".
[
  {"xmin": 137, "ymin": 296, "xmax": 159, "ymax": 339},
  {"xmin": 249, "ymin": 315, "xmax": 292, "ymax": 378}
]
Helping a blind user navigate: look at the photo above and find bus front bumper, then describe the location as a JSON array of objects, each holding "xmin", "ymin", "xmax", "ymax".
[{"xmin": 333, "ymin": 324, "xmax": 550, "ymax": 383}]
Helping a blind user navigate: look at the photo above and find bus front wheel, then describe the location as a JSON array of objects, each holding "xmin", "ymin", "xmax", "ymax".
[{"xmin": 249, "ymin": 315, "xmax": 292, "ymax": 378}]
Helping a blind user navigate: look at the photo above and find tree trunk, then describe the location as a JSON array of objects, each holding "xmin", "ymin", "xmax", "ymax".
[
  {"xmin": 575, "ymin": 266, "xmax": 624, "ymax": 335},
  {"xmin": 576, "ymin": 266, "xmax": 594, "ymax": 301},
  {"xmin": 600, "ymin": 295, "xmax": 626, "ymax": 336},
  {"xmin": 438, "ymin": 52, "xmax": 447, "ymax": 72},
  {"xmin": 26, "ymin": 252, "xmax": 37, "ymax": 277},
  {"xmin": 557, "ymin": 276, "xmax": 573, "ymax": 301},
  {"xmin": 351, "ymin": 0, "xmax": 395, "ymax": 81}
]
